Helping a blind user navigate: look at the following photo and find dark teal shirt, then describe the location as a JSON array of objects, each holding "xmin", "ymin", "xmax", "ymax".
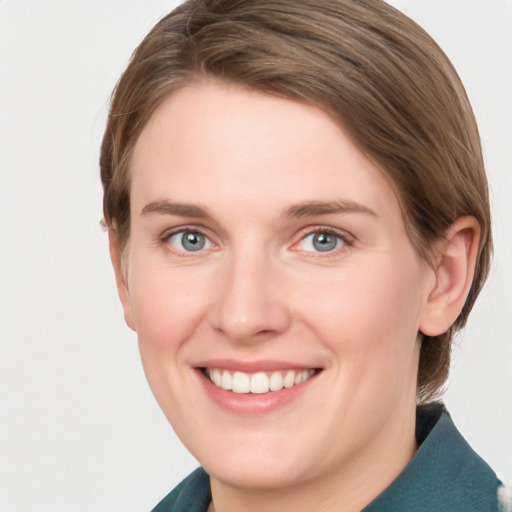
[{"xmin": 152, "ymin": 403, "xmax": 500, "ymax": 511}]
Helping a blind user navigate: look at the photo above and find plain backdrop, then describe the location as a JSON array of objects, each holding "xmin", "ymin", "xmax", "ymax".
[{"xmin": 0, "ymin": 1, "xmax": 511, "ymax": 511}]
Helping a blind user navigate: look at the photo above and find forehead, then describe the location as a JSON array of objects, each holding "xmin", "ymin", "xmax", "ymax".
[{"xmin": 129, "ymin": 81, "xmax": 402, "ymax": 224}]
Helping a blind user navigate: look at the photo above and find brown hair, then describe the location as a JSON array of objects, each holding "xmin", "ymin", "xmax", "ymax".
[{"xmin": 100, "ymin": 0, "xmax": 492, "ymax": 401}]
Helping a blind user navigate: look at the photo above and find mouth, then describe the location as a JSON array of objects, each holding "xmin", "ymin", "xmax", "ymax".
[{"xmin": 203, "ymin": 368, "xmax": 319, "ymax": 394}]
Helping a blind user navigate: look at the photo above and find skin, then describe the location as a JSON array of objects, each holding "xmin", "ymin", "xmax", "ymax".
[{"xmin": 110, "ymin": 82, "xmax": 480, "ymax": 512}]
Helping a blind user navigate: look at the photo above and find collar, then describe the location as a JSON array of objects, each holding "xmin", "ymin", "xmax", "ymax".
[
  {"xmin": 154, "ymin": 404, "xmax": 498, "ymax": 511},
  {"xmin": 364, "ymin": 402, "xmax": 498, "ymax": 511},
  {"xmin": 152, "ymin": 467, "xmax": 211, "ymax": 512}
]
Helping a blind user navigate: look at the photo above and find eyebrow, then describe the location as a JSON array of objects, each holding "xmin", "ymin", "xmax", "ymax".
[
  {"xmin": 282, "ymin": 200, "xmax": 377, "ymax": 218},
  {"xmin": 141, "ymin": 200, "xmax": 209, "ymax": 218},
  {"xmin": 140, "ymin": 198, "xmax": 377, "ymax": 219}
]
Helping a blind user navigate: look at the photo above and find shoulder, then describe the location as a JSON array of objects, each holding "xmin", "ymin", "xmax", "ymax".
[
  {"xmin": 151, "ymin": 467, "xmax": 211, "ymax": 512},
  {"xmin": 365, "ymin": 403, "xmax": 502, "ymax": 512}
]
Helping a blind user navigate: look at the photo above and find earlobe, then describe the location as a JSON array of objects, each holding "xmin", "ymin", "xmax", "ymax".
[
  {"xmin": 108, "ymin": 229, "xmax": 136, "ymax": 331},
  {"xmin": 419, "ymin": 216, "xmax": 480, "ymax": 337}
]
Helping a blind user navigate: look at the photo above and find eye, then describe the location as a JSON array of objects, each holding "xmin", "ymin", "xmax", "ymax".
[
  {"xmin": 166, "ymin": 230, "xmax": 212, "ymax": 253},
  {"xmin": 297, "ymin": 231, "xmax": 348, "ymax": 253}
]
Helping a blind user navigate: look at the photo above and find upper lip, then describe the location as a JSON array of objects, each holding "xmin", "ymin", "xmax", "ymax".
[{"xmin": 194, "ymin": 359, "xmax": 320, "ymax": 373}]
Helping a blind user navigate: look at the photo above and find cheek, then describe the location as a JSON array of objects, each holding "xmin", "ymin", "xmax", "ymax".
[
  {"xmin": 127, "ymin": 263, "xmax": 212, "ymax": 354},
  {"xmin": 297, "ymin": 257, "xmax": 426, "ymax": 372},
  {"xmin": 295, "ymin": 260, "xmax": 426, "ymax": 434},
  {"xmin": 126, "ymin": 264, "xmax": 214, "ymax": 420}
]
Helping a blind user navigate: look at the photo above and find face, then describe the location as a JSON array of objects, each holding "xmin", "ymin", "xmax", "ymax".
[{"xmin": 116, "ymin": 82, "xmax": 437, "ymax": 492}]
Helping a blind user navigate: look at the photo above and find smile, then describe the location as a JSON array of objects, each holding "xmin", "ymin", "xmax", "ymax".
[{"xmin": 205, "ymin": 368, "xmax": 316, "ymax": 394}]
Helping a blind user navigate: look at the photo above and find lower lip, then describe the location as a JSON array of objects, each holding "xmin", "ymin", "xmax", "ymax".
[{"xmin": 196, "ymin": 370, "xmax": 319, "ymax": 415}]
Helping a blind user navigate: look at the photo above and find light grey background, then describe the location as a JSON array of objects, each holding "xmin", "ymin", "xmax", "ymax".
[{"xmin": 0, "ymin": 1, "xmax": 510, "ymax": 511}]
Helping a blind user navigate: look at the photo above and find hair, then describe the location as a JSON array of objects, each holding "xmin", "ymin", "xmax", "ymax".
[{"xmin": 100, "ymin": 0, "xmax": 492, "ymax": 402}]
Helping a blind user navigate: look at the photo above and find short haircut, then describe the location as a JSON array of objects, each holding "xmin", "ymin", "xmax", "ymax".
[{"xmin": 100, "ymin": 0, "xmax": 492, "ymax": 401}]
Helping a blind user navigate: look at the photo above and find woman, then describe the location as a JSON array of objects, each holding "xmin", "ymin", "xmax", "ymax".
[{"xmin": 100, "ymin": 0, "xmax": 507, "ymax": 510}]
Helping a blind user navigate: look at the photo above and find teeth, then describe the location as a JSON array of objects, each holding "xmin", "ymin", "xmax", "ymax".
[
  {"xmin": 211, "ymin": 369, "xmax": 222, "ymax": 387},
  {"xmin": 283, "ymin": 370, "xmax": 296, "ymax": 388},
  {"xmin": 232, "ymin": 371, "xmax": 250, "ymax": 393},
  {"xmin": 269, "ymin": 371, "xmax": 284, "ymax": 391},
  {"xmin": 250, "ymin": 372, "xmax": 269, "ymax": 394},
  {"xmin": 206, "ymin": 368, "xmax": 315, "ymax": 394},
  {"xmin": 295, "ymin": 370, "xmax": 310, "ymax": 385},
  {"xmin": 221, "ymin": 370, "xmax": 232, "ymax": 390}
]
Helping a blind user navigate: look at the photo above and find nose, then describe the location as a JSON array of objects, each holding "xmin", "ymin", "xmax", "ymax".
[{"xmin": 209, "ymin": 252, "xmax": 292, "ymax": 343}]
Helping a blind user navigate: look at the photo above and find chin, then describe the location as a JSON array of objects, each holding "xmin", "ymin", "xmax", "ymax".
[
  {"xmin": 188, "ymin": 426, "xmax": 331, "ymax": 491},
  {"xmin": 203, "ymin": 455, "xmax": 311, "ymax": 490}
]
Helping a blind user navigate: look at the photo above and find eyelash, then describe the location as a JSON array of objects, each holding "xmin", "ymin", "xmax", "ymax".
[
  {"xmin": 292, "ymin": 226, "xmax": 354, "ymax": 256},
  {"xmin": 160, "ymin": 227, "xmax": 215, "ymax": 258},
  {"xmin": 159, "ymin": 226, "xmax": 354, "ymax": 258}
]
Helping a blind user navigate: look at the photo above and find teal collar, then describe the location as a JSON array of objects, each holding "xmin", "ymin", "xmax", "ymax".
[
  {"xmin": 364, "ymin": 403, "xmax": 499, "ymax": 511},
  {"xmin": 152, "ymin": 404, "xmax": 499, "ymax": 511},
  {"xmin": 152, "ymin": 467, "xmax": 211, "ymax": 512}
]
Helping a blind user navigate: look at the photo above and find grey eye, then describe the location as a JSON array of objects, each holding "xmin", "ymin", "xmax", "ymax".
[
  {"xmin": 299, "ymin": 232, "xmax": 345, "ymax": 252},
  {"xmin": 168, "ymin": 231, "xmax": 210, "ymax": 252},
  {"xmin": 312, "ymin": 233, "xmax": 338, "ymax": 252}
]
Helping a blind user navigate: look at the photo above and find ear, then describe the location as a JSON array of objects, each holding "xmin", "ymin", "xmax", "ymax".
[
  {"xmin": 108, "ymin": 229, "xmax": 136, "ymax": 331},
  {"xmin": 419, "ymin": 216, "xmax": 481, "ymax": 336}
]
